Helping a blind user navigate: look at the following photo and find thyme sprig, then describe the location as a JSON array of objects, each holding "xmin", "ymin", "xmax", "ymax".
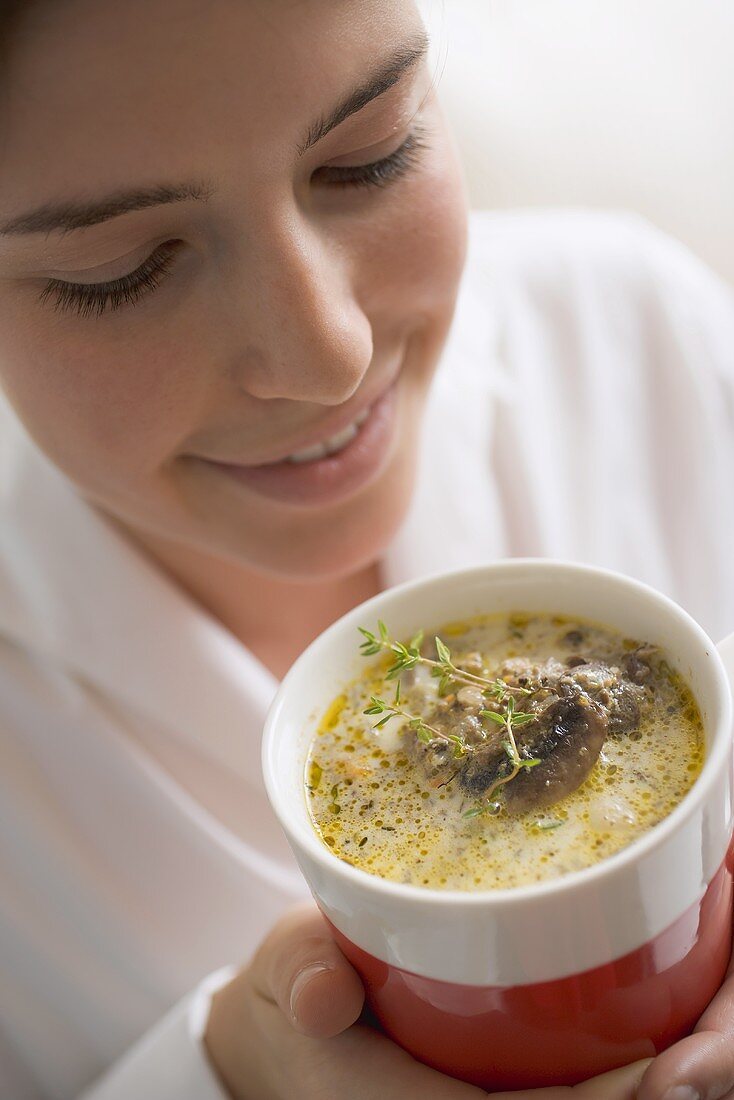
[
  {"xmin": 358, "ymin": 621, "xmax": 533, "ymax": 699},
  {"xmin": 464, "ymin": 697, "xmax": 541, "ymax": 818},
  {"xmin": 364, "ymin": 681, "xmax": 468, "ymax": 758},
  {"xmin": 359, "ymin": 622, "xmax": 542, "ymax": 817}
]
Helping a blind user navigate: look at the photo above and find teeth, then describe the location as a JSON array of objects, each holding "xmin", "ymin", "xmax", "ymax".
[
  {"xmin": 287, "ymin": 406, "xmax": 372, "ymax": 464},
  {"xmin": 288, "ymin": 442, "xmax": 328, "ymax": 464},
  {"xmin": 324, "ymin": 422, "xmax": 358, "ymax": 455}
]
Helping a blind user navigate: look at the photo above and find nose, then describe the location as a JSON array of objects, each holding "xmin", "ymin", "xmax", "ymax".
[{"xmin": 229, "ymin": 219, "xmax": 374, "ymax": 405}]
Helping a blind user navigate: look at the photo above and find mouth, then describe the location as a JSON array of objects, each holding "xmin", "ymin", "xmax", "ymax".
[
  {"xmin": 197, "ymin": 380, "xmax": 401, "ymax": 508},
  {"xmin": 284, "ymin": 403, "xmax": 373, "ymax": 465}
]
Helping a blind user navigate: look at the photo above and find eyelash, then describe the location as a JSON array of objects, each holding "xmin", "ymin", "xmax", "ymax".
[
  {"xmin": 39, "ymin": 128, "xmax": 431, "ymax": 318},
  {"xmin": 317, "ymin": 126, "xmax": 430, "ymax": 189},
  {"xmin": 39, "ymin": 241, "xmax": 182, "ymax": 319}
]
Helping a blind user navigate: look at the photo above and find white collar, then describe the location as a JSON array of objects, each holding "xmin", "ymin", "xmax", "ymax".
[{"xmin": 0, "ymin": 402, "xmax": 277, "ymax": 786}]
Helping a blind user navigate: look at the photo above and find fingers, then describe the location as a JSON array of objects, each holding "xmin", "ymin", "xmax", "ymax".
[
  {"xmin": 574, "ymin": 1059, "xmax": 653, "ymax": 1099},
  {"xmin": 301, "ymin": 1020, "xmax": 492, "ymax": 1099},
  {"xmin": 487, "ymin": 1059, "xmax": 652, "ymax": 1100},
  {"xmin": 249, "ymin": 902, "xmax": 365, "ymax": 1039},
  {"xmin": 635, "ymin": 949, "xmax": 734, "ymax": 1100},
  {"xmin": 695, "ymin": 964, "xmax": 734, "ymax": 1038},
  {"xmin": 637, "ymin": 1032, "xmax": 734, "ymax": 1100}
]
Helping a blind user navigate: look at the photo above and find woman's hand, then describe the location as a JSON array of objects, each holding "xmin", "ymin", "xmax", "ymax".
[
  {"xmin": 203, "ymin": 903, "xmax": 651, "ymax": 1100},
  {"xmin": 636, "ymin": 944, "xmax": 734, "ymax": 1100}
]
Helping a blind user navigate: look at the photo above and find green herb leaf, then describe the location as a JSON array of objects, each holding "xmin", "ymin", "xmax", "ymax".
[
  {"xmin": 438, "ymin": 672, "xmax": 453, "ymax": 697},
  {"xmin": 357, "ymin": 626, "xmax": 382, "ymax": 655},
  {"xmin": 435, "ymin": 636, "xmax": 451, "ymax": 664},
  {"xmin": 520, "ymin": 756, "xmax": 542, "ymax": 769},
  {"xmin": 481, "ymin": 709, "xmax": 507, "ymax": 726},
  {"xmin": 463, "ymin": 804, "xmax": 487, "ymax": 819},
  {"xmin": 490, "ymin": 679, "xmax": 507, "ymax": 701},
  {"xmin": 449, "ymin": 735, "xmax": 466, "ymax": 758},
  {"xmin": 511, "ymin": 711, "xmax": 536, "ymax": 727}
]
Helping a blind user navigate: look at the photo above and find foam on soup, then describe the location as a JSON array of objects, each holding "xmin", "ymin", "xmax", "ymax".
[{"xmin": 305, "ymin": 613, "xmax": 704, "ymax": 890}]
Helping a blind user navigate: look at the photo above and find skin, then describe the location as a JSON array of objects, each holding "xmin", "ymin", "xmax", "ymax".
[{"xmin": 0, "ymin": 1, "xmax": 731, "ymax": 1097}]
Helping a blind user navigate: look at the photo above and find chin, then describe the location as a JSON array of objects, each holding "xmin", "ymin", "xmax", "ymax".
[
  {"xmin": 223, "ymin": 438, "xmax": 418, "ymax": 583},
  {"xmin": 215, "ymin": 373, "xmax": 428, "ymax": 582},
  {"xmin": 270, "ymin": 477, "xmax": 414, "ymax": 581}
]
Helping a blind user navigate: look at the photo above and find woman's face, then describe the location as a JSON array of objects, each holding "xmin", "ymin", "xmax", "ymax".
[{"xmin": 0, "ymin": 0, "xmax": 467, "ymax": 580}]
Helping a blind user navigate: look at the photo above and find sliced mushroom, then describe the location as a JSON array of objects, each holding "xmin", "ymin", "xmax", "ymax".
[
  {"xmin": 458, "ymin": 738, "xmax": 507, "ymax": 798},
  {"xmin": 504, "ymin": 695, "xmax": 608, "ymax": 814}
]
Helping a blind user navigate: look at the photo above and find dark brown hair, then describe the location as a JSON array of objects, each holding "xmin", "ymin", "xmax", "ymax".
[
  {"xmin": 0, "ymin": 2, "xmax": 30, "ymax": 67},
  {"xmin": 0, "ymin": 2, "xmax": 28, "ymax": 36}
]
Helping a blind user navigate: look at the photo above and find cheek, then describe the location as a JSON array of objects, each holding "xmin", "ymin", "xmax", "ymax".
[
  {"xmin": 357, "ymin": 132, "xmax": 468, "ymax": 324},
  {"xmin": 0, "ymin": 307, "xmax": 199, "ymax": 493}
]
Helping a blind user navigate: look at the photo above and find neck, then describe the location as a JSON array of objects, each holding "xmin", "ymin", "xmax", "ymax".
[{"xmin": 116, "ymin": 528, "xmax": 384, "ymax": 680}]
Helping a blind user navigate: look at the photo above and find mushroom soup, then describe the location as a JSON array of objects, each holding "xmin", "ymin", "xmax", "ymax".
[{"xmin": 305, "ymin": 613, "xmax": 704, "ymax": 890}]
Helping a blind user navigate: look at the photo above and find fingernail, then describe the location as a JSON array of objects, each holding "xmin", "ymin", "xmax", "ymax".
[
  {"xmin": 662, "ymin": 1087, "xmax": 701, "ymax": 1100},
  {"xmin": 289, "ymin": 962, "xmax": 335, "ymax": 1022}
]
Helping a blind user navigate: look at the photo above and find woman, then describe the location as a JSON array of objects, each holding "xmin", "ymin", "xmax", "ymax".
[{"xmin": 1, "ymin": 1, "xmax": 734, "ymax": 1098}]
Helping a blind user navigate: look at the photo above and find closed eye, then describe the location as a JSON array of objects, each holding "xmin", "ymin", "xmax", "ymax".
[
  {"xmin": 315, "ymin": 126, "xmax": 430, "ymax": 189},
  {"xmin": 38, "ymin": 239, "xmax": 183, "ymax": 318}
]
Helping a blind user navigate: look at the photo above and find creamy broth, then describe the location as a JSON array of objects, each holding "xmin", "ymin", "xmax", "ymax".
[{"xmin": 305, "ymin": 613, "xmax": 704, "ymax": 890}]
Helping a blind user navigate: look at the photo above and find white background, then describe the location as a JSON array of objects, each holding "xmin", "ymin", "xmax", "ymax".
[{"xmin": 421, "ymin": 0, "xmax": 734, "ymax": 284}]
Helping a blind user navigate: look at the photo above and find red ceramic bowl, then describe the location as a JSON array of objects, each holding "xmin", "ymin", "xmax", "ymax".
[{"xmin": 263, "ymin": 561, "xmax": 734, "ymax": 1089}]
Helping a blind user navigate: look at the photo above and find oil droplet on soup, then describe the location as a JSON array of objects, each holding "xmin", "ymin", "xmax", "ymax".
[{"xmin": 305, "ymin": 612, "xmax": 705, "ymax": 890}]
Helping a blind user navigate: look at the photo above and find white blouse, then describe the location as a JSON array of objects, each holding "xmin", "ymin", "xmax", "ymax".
[{"xmin": 1, "ymin": 210, "xmax": 733, "ymax": 1100}]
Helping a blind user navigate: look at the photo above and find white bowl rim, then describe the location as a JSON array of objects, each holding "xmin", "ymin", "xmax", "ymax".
[{"xmin": 262, "ymin": 558, "xmax": 733, "ymax": 911}]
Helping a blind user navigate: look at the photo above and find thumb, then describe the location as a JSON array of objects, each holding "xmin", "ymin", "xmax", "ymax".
[
  {"xmin": 249, "ymin": 902, "xmax": 365, "ymax": 1039},
  {"xmin": 636, "ymin": 1032, "xmax": 734, "ymax": 1100}
]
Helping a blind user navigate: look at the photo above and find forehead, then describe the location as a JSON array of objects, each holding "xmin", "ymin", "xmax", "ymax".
[{"xmin": 0, "ymin": 0, "xmax": 422, "ymax": 211}]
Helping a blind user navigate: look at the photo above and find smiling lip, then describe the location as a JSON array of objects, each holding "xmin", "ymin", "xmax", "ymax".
[
  {"xmin": 203, "ymin": 362, "xmax": 404, "ymax": 470},
  {"xmin": 199, "ymin": 382, "xmax": 399, "ymax": 507}
]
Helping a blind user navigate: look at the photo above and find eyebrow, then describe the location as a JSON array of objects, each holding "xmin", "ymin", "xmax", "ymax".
[
  {"xmin": 0, "ymin": 181, "xmax": 214, "ymax": 237},
  {"xmin": 0, "ymin": 31, "xmax": 430, "ymax": 238},
  {"xmin": 298, "ymin": 30, "xmax": 430, "ymax": 155}
]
